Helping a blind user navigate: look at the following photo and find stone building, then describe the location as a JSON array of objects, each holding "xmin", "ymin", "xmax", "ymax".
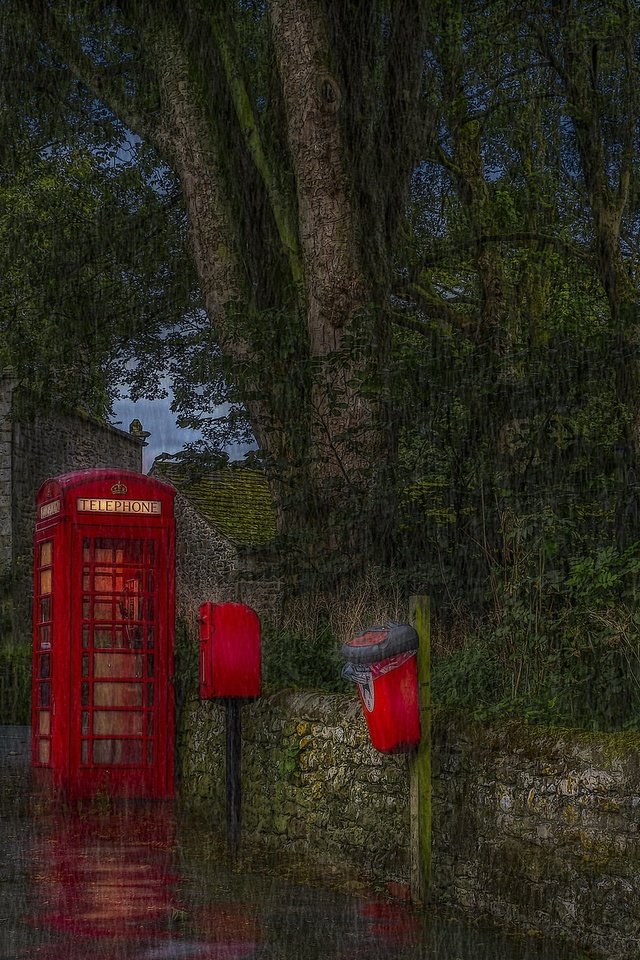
[
  {"xmin": 150, "ymin": 455, "xmax": 281, "ymax": 626},
  {"xmin": 0, "ymin": 373, "xmax": 145, "ymax": 637}
]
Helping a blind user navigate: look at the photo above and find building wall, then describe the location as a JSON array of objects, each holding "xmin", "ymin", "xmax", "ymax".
[
  {"xmin": 0, "ymin": 375, "xmax": 15, "ymax": 571},
  {"xmin": 172, "ymin": 492, "xmax": 238, "ymax": 627},
  {"xmin": 171, "ymin": 492, "xmax": 282, "ymax": 629},
  {"xmin": 180, "ymin": 695, "xmax": 640, "ymax": 960},
  {"xmin": 9, "ymin": 402, "xmax": 143, "ymax": 641}
]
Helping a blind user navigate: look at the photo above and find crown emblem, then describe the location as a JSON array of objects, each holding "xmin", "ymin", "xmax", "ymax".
[{"xmin": 111, "ymin": 481, "xmax": 128, "ymax": 495}]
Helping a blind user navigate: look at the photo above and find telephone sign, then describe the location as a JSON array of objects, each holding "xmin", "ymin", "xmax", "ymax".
[{"xmin": 32, "ymin": 469, "xmax": 176, "ymax": 800}]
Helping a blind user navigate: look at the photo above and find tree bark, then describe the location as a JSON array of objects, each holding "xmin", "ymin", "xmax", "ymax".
[
  {"xmin": 268, "ymin": 0, "xmax": 386, "ymax": 557},
  {"xmin": 144, "ymin": 18, "xmax": 245, "ymax": 346}
]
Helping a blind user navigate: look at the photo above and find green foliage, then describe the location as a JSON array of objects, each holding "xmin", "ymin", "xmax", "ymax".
[
  {"xmin": 262, "ymin": 622, "xmax": 348, "ymax": 695},
  {"xmin": 433, "ymin": 538, "xmax": 640, "ymax": 732},
  {"xmin": 0, "ymin": 575, "xmax": 30, "ymax": 724}
]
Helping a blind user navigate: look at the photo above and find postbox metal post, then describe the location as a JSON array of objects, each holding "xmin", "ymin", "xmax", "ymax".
[
  {"xmin": 198, "ymin": 601, "xmax": 261, "ymax": 855},
  {"xmin": 226, "ymin": 698, "xmax": 242, "ymax": 855}
]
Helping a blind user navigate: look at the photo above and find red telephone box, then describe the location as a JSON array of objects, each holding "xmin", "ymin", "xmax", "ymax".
[{"xmin": 32, "ymin": 469, "xmax": 176, "ymax": 800}]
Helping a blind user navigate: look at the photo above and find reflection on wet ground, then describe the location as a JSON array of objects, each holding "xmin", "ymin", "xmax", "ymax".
[{"xmin": 0, "ymin": 728, "xmax": 583, "ymax": 960}]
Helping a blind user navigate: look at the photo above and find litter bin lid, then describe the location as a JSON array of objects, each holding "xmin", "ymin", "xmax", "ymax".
[{"xmin": 340, "ymin": 622, "xmax": 418, "ymax": 665}]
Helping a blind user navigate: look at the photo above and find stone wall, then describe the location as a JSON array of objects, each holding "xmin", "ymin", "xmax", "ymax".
[
  {"xmin": 180, "ymin": 695, "xmax": 640, "ymax": 959},
  {"xmin": 180, "ymin": 692, "xmax": 409, "ymax": 887},
  {"xmin": 433, "ymin": 719, "xmax": 640, "ymax": 959}
]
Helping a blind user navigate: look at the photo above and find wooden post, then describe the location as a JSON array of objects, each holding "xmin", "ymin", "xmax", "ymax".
[{"xmin": 409, "ymin": 595, "xmax": 431, "ymax": 903}]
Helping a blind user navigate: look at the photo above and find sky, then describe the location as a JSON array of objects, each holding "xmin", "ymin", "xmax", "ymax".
[
  {"xmin": 111, "ymin": 394, "xmax": 254, "ymax": 471},
  {"xmin": 110, "ymin": 395, "xmax": 200, "ymax": 471}
]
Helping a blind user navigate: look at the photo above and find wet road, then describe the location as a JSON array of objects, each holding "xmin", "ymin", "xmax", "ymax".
[{"xmin": 0, "ymin": 728, "xmax": 584, "ymax": 960}]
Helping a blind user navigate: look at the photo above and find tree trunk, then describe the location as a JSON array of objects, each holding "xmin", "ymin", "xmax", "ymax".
[{"xmin": 268, "ymin": 0, "xmax": 387, "ymax": 562}]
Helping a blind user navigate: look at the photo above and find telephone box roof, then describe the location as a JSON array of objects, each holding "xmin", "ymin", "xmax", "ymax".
[{"xmin": 36, "ymin": 468, "xmax": 176, "ymax": 501}]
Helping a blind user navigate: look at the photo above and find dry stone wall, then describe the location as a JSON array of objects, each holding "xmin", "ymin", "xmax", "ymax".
[
  {"xmin": 180, "ymin": 692, "xmax": 410, "ymax": 887},
  {"xmin": 432, "ymin": 719, "xmax": 640, "ymax": 959},
  {"xmin": 180, "ymin": 695, "xmax": 640, "ymax": 959}
]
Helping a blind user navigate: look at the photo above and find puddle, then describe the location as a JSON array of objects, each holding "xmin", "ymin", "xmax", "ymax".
[{"xmin": 0, "ymin": 729, "xmax": 584, "ymax": 960}]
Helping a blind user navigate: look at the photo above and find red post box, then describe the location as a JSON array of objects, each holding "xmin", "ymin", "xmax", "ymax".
[
  {"xmin": 341, "ymin": 623, "xmax": 420, "ymax": 753},
  {"xmin": 199, "ymin": 602, "xmax": 261, "ymax": 699},
  {"xmin": 32, "ymin": 469, "xmax": 176, "ymax": 800}
]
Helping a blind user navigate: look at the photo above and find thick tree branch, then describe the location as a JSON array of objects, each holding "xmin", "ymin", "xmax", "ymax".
[
  {"xmin": 140, "ymin": 14, "xmax": 248, "ymax": 349},
  {"xmin": 405, "ymin": 281, "xmax": 475, "ymax": 333},
  {"xmin": 205, "ymin": 5, "xmax": 304, "ymax": 292},
  {"xmin": 267, "ymin": 0, "xmax": 365, "ymax": 354}
]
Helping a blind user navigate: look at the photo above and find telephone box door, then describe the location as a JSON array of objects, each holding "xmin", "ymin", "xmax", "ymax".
[{"xmin": 69, "ymin": 530, "xmax": 173, "ymax": 798}]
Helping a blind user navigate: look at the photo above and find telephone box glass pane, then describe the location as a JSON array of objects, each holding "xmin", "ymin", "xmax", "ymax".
[
  {"xmin": 93, "ymin": 739, "xmax": 143, "ymax": 765},
  {"xmin": 94, "ymin": 682, "xmax": 143, "ymax": 707},
  {"xmin": 93, "ymin": 627, "xmax": 128, "ymax": 648},
  {"xmin": 94, "ymin": 538, "xmax": 144, "ymax": 564},
  {"xmin": 40, "ymin": 569, "xmax": 52, "ymax": 594},
  {"xmin": 40, "ymin": 542, "xmax": 52, "ymax": 566},
  {"xmin": 39, "ymin": 598, "xmax": 51, "ymax": 623},
  {"xmin": 39, "ymin": 625, "xmax": 51, "ymax": 648},
  {"xmin": 39, "ymin": 654, "xmax": 50, "ymax": 679},
  {"xmin": 38, "ymin": 683, "xmax": 50, "ymax": 708},
  {"xmin": 38, "ymin": 712, "xmax": 51, "ymax": 736},
  {"xmin": 71, "ymin": 528, "xmax": 168, "ymax": 789},
  {"xmin": 93, "ymin": 653, "xmax": 143, "ymax": 678},
  {"xmin": 93, "ymin": 600, "xmax": 113, "ymax": 621},
  {"xmin": 93, "ymin": 711, "xmax": 144, "ymax": 736},
  {"xmin": 38, "ymin": 740, "xmax": 50, "ymax": 764},
  {"xmin": 94, "ymin": 571, "xmax": 113, "ymax": 592}
]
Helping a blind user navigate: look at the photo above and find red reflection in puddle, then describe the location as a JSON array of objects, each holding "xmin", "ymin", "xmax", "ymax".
[
  {"xmin": 29, "ymin": 807, "xmax": 178, "ymax": 940},
  {"xmin": 25, "ymin": 805, "xmax": 260, "ymax": 959},
  {"xmin": 359, "ymin": 897, "xmax": 422, "ymax": 946}
]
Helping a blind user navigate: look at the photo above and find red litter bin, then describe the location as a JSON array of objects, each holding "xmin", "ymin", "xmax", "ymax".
[{"xmin": 341, "ymin": 623, "xmax": 421, "ymax": 754}]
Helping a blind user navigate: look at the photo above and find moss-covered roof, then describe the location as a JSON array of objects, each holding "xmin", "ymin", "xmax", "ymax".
[{"xmin": 152, "ymin": 459, "xmax": 277, "ymax": 547}]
